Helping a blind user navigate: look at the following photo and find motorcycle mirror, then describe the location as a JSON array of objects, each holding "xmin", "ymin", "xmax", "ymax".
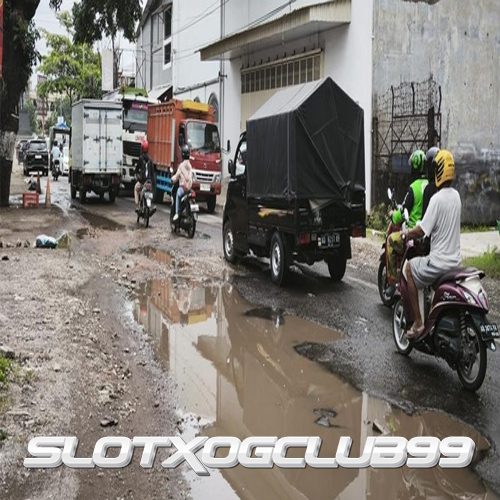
[
  {"xmin": 403, "ymin": 208, "xmax": 410, "ymax": 222},
  {"xmin": 387, "ymin": 187, "xmax": 393, "ymax": 200}
]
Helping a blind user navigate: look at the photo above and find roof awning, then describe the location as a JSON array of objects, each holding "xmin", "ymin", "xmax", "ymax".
[
  {"xmin": 200, "ymin": 0, "xmax": 351, "ymax": 61},
  {"xmin": 148, "ymin": 85, "xmax": 173, "ymax": 103}
]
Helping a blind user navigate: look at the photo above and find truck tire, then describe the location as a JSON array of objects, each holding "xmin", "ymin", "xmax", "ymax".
[
  {"xmin": 270, "ymin": 232, "xmax": 289, "ymax": 287},
  {"xmin": 109, "ymin": 189, "xmax": 116, "ymax": 203},
  {"xmin": 207, "ymin": 196, "xmax": 216, "ymax": 214},
  {"xmin": 79, "ymin": 188, "xmax": 86, "ymax": 204},
  {"xmin": 327, "ymin": 256, "xmax": 347, "ymax": 282},
  {"xmin": 223, "ymin": 220, "xmax": 237, "ymax": 263}
]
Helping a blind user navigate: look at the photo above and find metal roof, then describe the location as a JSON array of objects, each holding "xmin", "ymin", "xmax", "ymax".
[{"xmin": 200, "ymin": 0, "xmax": 351, "ymax": 61}]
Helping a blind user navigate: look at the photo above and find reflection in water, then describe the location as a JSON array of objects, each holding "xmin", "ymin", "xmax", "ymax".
[{"xmin": 134, "ymin": 279, "xmax": 496, "ymax": 500}]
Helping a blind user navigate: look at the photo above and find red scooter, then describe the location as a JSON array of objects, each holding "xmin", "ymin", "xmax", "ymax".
[{"xmin": 392, "ymin": 234, "xmax": 498, "ymax": 391}]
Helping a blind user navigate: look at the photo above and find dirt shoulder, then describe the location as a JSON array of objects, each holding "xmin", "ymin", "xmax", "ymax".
[{"xmin": 0, "ymin": 208, "xmax": 188, "ymax": 500}]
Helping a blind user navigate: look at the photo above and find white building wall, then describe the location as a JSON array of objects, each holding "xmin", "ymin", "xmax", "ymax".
[{"xmin": 165, "ymin": 0, "xmax": 375, "ymax": 196}]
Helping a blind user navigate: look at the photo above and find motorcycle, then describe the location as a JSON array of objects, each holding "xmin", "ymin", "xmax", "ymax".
[
  {"xmin": 52, "ymin": 159, "xmax": 61, "ymax": 181},
  {"xmin": 170, "ymin": 182, "xmax": 199, "ymax": 239},
  {"xmin": 136, "ymin": 179, "xmax": 156, "ymax": 228},
  {"xmin": 378, "ymin": 187, "xmax": 404, "ymax": 306},
  {"xmin": 392, "ymin": 228, "xmax": 498, "ymax": 391}
]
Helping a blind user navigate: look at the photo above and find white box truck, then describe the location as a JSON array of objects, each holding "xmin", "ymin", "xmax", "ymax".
[{"xmin": 70, "ymin": 100, "xmax": 122, "ymax": 203}]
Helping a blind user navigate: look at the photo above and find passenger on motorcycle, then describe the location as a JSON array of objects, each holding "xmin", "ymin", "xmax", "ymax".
[
  {"xmin": 402, "ymin": 150, "xmax": 461, "ymax": 339},
  {"xmin": 135, "ymin": 140, "xmax": 153, "ymax": 212},
  {"xmin": 172, "ymin": 144, "xmax": 193, "ymax": 222},
  {"xmin": 386, "ymin": 149, "xmax": 428, "ymax": 297},
  {"xmin": 422, "ymin": 146, "xmax": 440, "ymax": 217}
]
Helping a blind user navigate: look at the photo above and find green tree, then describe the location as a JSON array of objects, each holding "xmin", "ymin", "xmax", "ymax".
[
  {"xmin": 72, "ymin": 0, "xmax": 142, "ymax": 87},
  {"xmin": 38, "ymin": 36, "xmax": 102, "ymax": 106},
  {"xmin": 0, "ymin": 0, "xmax": 62, "ymax": 207}
]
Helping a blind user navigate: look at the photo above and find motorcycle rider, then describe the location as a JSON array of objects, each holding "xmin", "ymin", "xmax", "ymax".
[
  {"xmin": 135, "ymin": 139, "xmax": 152, "ymax": 212},
  {"xmin": 402, "ymin": 150, "xmax": 461, "ymax": 339},
  {"xmin": 385, "ymin": 149, "xmax": 428, "ymax": 297},
  {"xmin": 172, "ymin": 144, "xmax": 193, "ymax": 222},
  {"xmin": 51, "ymin": 140, "xmax": 61, "ymax": 172}
]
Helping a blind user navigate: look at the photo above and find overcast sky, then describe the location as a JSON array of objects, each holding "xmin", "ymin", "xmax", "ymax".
[{"xmin": 32, "ymin": 0, "xmax": 135, "ymax": 90}]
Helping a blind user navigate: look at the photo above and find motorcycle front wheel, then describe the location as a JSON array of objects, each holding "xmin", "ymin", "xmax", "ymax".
[
  {"xmin": 392, "ymin": 299, "xmax": 412, "ymax": 356},
  {"xmin": 457, "ymin": 318, "xmax": 487, "ymax": 391},
  {"xmin": 144, "ymin": 207, "xmax": 150, "ymax": 228}
]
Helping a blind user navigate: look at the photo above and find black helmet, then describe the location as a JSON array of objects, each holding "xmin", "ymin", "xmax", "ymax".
[
  {"xmin": 425, "ymin": 146, "xmax": 440, "ymax": 181},
  {"xmin": 181, "ymin": 144, "xmax": 190, "ymax": 160}
]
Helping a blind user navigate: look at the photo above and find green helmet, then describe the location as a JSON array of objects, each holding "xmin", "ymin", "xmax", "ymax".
[{"xmin": 408, "ymin": 149, "xmax": 426, "ymax": 175}]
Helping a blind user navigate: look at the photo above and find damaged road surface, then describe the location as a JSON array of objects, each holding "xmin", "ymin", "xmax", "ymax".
[
  {"xmin": 134, "ymin": 277, "xmax": 497, "ymax": 500},
  {"xmin": 1, "ymin": 170, "xmax": 500, "ymax": 498}
]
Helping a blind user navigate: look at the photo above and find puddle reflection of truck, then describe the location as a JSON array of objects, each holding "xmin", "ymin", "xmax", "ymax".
[
  {"xmin": 223, "ymin": 77, "xmax": 366, "ymax": 285},
  {"xmin": 147, "ymin": 100, "xmax": 222, "ymax": 213},
  {"xmin": 70, "ymin": 100, "xmax": 122, "ymax": 203}
]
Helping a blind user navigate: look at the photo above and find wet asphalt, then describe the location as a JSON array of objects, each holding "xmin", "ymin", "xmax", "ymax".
[{"xmin": 45, "ymin": 181, "xmax": 500, "ymax": 494}]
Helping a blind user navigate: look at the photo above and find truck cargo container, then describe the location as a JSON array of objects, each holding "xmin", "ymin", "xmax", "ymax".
[
  {"xmin": 70, "ymin": 100, "xmax": 122, "ymax": 203},
  {"xmin": 147, "ymin": 100, "xmax": 222, "ymax": 213}
]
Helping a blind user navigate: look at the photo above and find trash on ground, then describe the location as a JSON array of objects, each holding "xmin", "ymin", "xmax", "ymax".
[{"xmin": 35, "ymin": 235, "xmax": 58, "ymax": 249}]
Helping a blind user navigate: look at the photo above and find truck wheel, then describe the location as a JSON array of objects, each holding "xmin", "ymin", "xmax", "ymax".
[
  {"xmin": 79, "ymin": 188, "xmax": 86, "ymax": 204},
  {"xmin": 223, "ymin": 220, "xmax": 237, "ymax": 263},
  {"xmin": 327, "ymin": 256, "xmax": 347, "ymax": 282},
  {"xmin": 207, "ymin": 196, "xmax": 216, "ymax": 214},
  {"xmin": 270, "ymin": 232, "xmax": 289, "ymax": 287},
  {"xmin": 109, "ymin": 189, "xmax": 116, "ymax": 203}
]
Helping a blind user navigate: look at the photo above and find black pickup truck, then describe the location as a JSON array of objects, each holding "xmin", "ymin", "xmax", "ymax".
[{"xmin": 223, "ymin": 77, "xmax": 366, "ymax": 286}]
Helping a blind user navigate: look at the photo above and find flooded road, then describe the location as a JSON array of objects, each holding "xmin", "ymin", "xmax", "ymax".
[{"xmin": 133, "ymin": 275, "xmax": 497, "ymax": 500}]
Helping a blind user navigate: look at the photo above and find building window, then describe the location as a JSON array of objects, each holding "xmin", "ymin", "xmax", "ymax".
[
  {"xmin": 208, "ymin": 93, "xmax": 219, "ymax": 123},
  {"xmin": 241, "ymin": 50, "xmax": 323, "ymax": 95},
  {"xmin": 164, "ymin": 42, "xmax": 171, "ymax": 66},
  {"xmin": 164, "ymin": 6, "xmax": 172, "ymax": 40},
  {"xmin": 163, "ymin": 4, "xmax": 172, "ymax": 69}
]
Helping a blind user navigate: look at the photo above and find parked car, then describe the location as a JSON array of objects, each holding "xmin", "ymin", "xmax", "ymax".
[
  {"xmin": 61, "ymin": 145, "xmax": 70, "ymax": 175},
  {"xmin": 16, "ymin": 139, "xmax": 28, "ymax": 163},
  {"xmin": 23, "ymin": 140, "xmax": 49, "ymax": 176}
]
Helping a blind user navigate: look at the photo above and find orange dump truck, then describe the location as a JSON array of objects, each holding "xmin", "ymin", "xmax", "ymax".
[{"xmin": 147, "ymin": 99, "xmax": 222, "ymax": 213}]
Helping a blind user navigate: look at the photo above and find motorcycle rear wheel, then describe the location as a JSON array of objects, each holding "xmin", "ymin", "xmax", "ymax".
[
  {"xmin": 187, "ymin": 217, "xmax": 196, "ymax": 239},
  {"xmin": 457, "ymin": 318, "xmax": 487, "ymax": 392},
  {"xmin": 393, "ymin": 299, "xmax": 413, "ymax": 356},
  {"xmin": 378, "ymin": 261, "xmax": 397, "ymax": 307}
]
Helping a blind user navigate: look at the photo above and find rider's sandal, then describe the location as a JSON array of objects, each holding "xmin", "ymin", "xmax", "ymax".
[{"xmin": 406, "ymin": 325, "xmax": 425, "ymax": 341}]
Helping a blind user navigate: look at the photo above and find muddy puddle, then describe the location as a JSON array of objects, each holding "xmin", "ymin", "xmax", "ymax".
[
  {"xmin": 133, "ymin": 278, "xmax": 497, "ymax": 500},
  {"xmin": 78, "ymin": 210, "xmax": 125, "ymax": 232}
]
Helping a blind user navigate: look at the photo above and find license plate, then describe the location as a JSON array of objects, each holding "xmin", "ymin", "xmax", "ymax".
[
  {"xmin": 35, "ymin": 155, "xmax": 42, "ymax": 159},
  {"xmin": 320, "ymin": 232, "xmax": 340, "ymax": 247},
  {"xmin": 480, "ymin": 323, "xmax": 499, "ymax": 337},
  {"xmin": 190, "ymin": 203, "xmax": 199, "ymax": 213},
  {"xmin": 200, "ymin": 183, "xmax": 211, "ymax": 192},
  {"xmin": 146, "ymin": 199, "xmax": 152, "ymax": 207}
]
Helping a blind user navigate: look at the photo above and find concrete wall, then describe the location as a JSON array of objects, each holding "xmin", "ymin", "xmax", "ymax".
[{"xmin": 373, "ymin": 0, "xmax": 500, "ymax": 223}]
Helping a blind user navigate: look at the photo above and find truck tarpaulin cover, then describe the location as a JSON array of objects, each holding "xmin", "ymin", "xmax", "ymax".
[{"xmin": 246, "ymin": 77, "xmax": 365, "ymax": 201}]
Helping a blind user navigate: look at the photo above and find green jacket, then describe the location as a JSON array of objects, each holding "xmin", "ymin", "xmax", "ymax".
[{"xmin": 392, "ymin": 178, "xmax": 428, "ymax": 228}]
